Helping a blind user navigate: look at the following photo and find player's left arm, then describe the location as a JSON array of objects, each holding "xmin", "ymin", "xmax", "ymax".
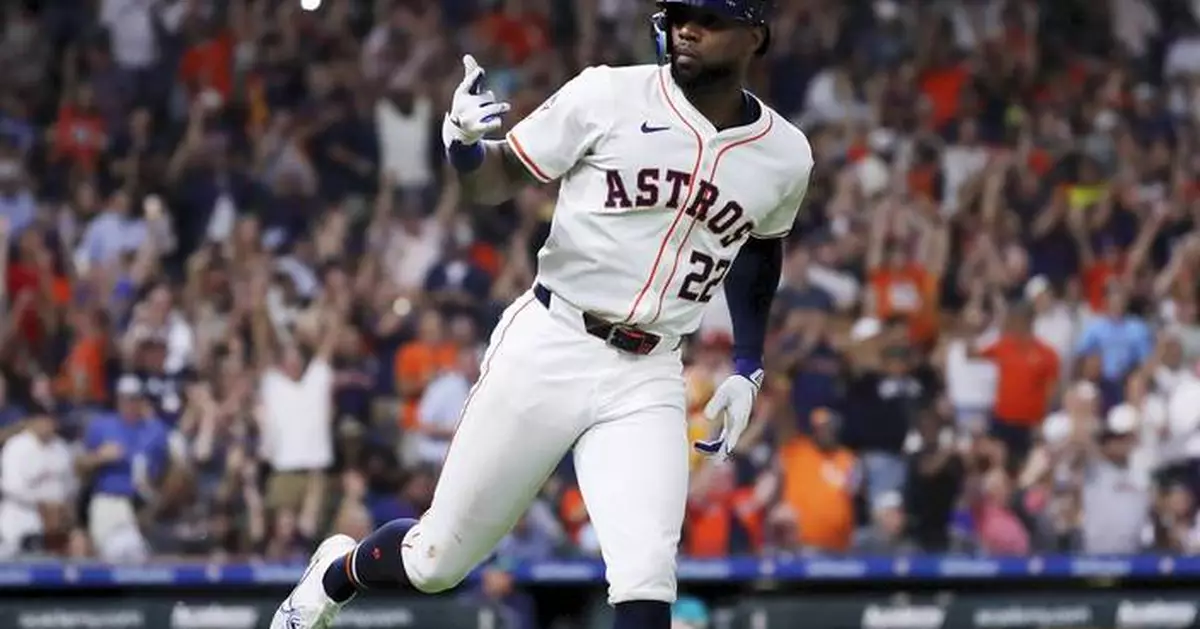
[
  {"xmin": 725, "ymin": 161, "xmax": 812, "ymax": 377},
  {"xmin": 695, "ymin": 163, "xmax": 811, "ymax": 459},
  {"xmin": 724, "ymin": 235, "xmax": 783, "ymax": 375},
  {"xmin": 693, "ymin": 235, "xmax": 782, "ymax": 460}
]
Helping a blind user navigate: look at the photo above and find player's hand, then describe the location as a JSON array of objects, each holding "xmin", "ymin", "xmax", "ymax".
[
  {"xmin": 694, "ymin": 368, "xmax": 764, "ymax": 460},
  {"xmin": 442, "ymin": 54, "xmax": 511, "ymax": 147}
]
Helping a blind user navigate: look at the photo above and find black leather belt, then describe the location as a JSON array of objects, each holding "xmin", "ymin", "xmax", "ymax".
[{"xmin": 533, "ymin": 283, "xmax": 662, "ymax": 355}]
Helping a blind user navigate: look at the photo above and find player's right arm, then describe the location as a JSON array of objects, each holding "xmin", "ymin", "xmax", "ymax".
[
  {"xmin": 442, "ymin": 55, "xmax": 610, "ymax": 206},
  {"xmin": 452, "ymin": 140, "xmax": 539, "ymax": 206}
]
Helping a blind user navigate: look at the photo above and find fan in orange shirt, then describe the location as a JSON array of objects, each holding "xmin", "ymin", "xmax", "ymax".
[
  {"xmin": 971, "ymin": 303, "xmax": 1059, "ymax": 470},
  {"xmin": 683, "ymin": 460, "xmax": 763, "ymax": 557},
  {"xmin": 559, "ymin": 484, "xmax": 589, "ymax": 545},
  {"xmin": 865, "ymin": 204, "xmax": 948, "ymax": 348},
  {"xmin": 1070, "ymin": 216, "xmax": 1126, "ymax": 314},
  {"xmin": 776, "ymin": 408, "xmax": 860, "ymax": 553},
  {"xmin": 394, "ymin": 310, "xmax": 457, "ymax": 430},
  {"xmin": 178, "ymin": 27, "xmax": 235, "ymax": 102},
  {"xmin": 473, "ymin": 2, "xmax": 550, "ymax": 66},
  {"xmin": 919, "ymin": 59, "xmax": 969, "ymax": 129},
  {"xmin": 56, "ymin": 308, "xmax": 111, "ymax": 406},
  {"xmin": 50, "ymin": 86, "xmax": 107, "ymax": 175}
]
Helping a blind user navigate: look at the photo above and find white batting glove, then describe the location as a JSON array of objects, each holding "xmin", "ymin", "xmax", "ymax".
[
  {"xmin": 442, "ymin": 54, "xmax": 511, "ymax": 148},
  {"xmin": 694, "ymin": 368, "xmax": 764, "ymax": 460}
]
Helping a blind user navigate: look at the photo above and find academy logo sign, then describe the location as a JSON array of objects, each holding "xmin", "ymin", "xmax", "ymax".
[
  {"xmin": 1115, "ymin": 600, "xmax": 1198, "ymax": 628},
  {"xmin": 169, "ymin": 603, "xmax": 259, "ymax": 629},
  {"xmin": 972, "ymin": 604, "xmax": 1093, "ymax": 627},
  {"xmin": 860, "ymin": 604, "xmax": 947, "ymax": 629},
  {"xmin": 15, "ymin": 608, "xmax": 145, "ymax": 629}
]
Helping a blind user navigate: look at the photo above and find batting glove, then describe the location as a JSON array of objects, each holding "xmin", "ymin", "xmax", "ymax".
[
  {"xmin": 694, "ymin": 368, "xmax": 764, "ymax": 460},
  {"xmin": 442, "ymin": 54, "xmax": 511, "ymax": 148}
]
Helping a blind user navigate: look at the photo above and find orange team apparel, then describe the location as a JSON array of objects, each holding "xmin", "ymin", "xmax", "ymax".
[
  {"xmin": 1081, "ymin": 258, "xmax": 1123, "ymax": 312},
  {"xmin": 394, "ymin": 342, "xmax": 457, "ymax": 429},
  {"xmin": 685, "ymin": 487, "xmax": 762, "ymax": 557},
  {"xmin": 919, "ymin": 64, "xmax": 969, "ymax": 127},
  {"xmin": 869, "ymin": 264, "xmax": 939, "ymax": 344},
  {"xmin": 6, "ymin": 264, "xmax": 71, "ymax": 345},
  {"xmin": 778, "ymin": 436, "xmax": 858, "ymax": 552},
  {"xmin": 475, "ymin": 12, "xmax": 549, "ymax": 65},
  {"xmin": 980, "ymin": 336, "xmax": 1060, "ymax": 426},
  {"xmin": 559, "ymin": 485, "xmax": 588, "ymax": 545},
  {"xmin": 53, "ymin": 106, "xmax": 106, "ymax": 172},
  {"xmin": 178, "ymin": 29, "xmax": 235, "ymax": 100},
  {"xmin": 56, "ymin": 333, "xmax": 108, "ymax": 404}
]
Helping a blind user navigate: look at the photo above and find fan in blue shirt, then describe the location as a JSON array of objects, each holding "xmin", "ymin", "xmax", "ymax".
[{"xmin": 79, "ymin": 376, "xmax": 170, "ymax": 499}]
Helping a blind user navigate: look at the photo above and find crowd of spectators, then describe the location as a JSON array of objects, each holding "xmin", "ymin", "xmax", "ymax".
[{"xmin": 2, "ymin": 0, "xmax": 1200, "ymax": 597}]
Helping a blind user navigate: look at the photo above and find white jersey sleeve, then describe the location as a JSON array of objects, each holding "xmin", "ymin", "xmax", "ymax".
[
  {"xmin": 505, "ymin": 66, "xmax": 613, "ymax": 183},
  {"xmin": 753, "ymin": 158, "xmax": 812, "ymax": 240}
]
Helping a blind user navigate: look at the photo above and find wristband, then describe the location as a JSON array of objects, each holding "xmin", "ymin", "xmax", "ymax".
[
  {"xmin": 734, "ymin": 357, "xmax": 764, "ymax": 384},
  {"xmin": 447, "ymin": 140, "xmax": 485, "ymax": 173}
]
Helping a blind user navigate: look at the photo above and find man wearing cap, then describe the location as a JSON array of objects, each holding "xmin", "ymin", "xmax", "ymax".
[
  {"xmin": 0, "ymin": 405, "xmax": 74, "ymax": 557},
  {"xmin": 1080, "ymin": 405, "xmax": 1153, "ymax": 554},
  {"xmin": 852, "ymin": 490, "xmax": 917, "ymax": 554},
  {"xmin": 123, "ymin": 330, "xmax": 190, "ymax": 425},
  {"xmin": 76, "ymin": 374, "xmax": 169, "ymax": 562},
  {"xmin": 842, "ymin": 342, "xmax": 935, "ymax": 504}
]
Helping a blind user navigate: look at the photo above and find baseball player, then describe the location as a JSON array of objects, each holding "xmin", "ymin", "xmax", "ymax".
[{"xmin": 273, "ymin": 1, "xmax": 811, "ymax": 628}]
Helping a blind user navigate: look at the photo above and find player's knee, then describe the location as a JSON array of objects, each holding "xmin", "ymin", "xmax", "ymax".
[
  {"xmin": 405, "ymin": 551, "xmax": 471, "ymax": 594},
  {"xmin": 607, "ymin": 547, "xmax": 677, "ymax": 604},
  {"xmin": 409, "ymin": 568, "xmax": 467, "ymax": 594}
]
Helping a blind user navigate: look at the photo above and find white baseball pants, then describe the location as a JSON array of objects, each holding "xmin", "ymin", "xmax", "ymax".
[{"xmin": 400, "ymin": 290, "xmax": 689, "ymax": 604}]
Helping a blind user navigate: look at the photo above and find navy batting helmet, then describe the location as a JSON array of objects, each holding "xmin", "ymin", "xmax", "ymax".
[{"xmin": 651, "ymin": 0, "xmax": 773, "ymax": 63}]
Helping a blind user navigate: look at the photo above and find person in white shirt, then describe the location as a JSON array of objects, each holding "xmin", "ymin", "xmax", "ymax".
[
  {"xmin": 375, "ymin": 74, "xmax": 434, "ymax": 199},
  {"xmin": 0, "ymin": 407, "xmax": 75, "ymax": 558},
  {"xmin": 1041, "ymin": 381, "xmax": 1101, "ymax": 451},
  {"xmin": 1153, "ymin": 333, "xmax": 1197, "ymax": 398},
  {"xmin": 1106, "ymin": 390, "xmax": 1166, "ymax": 483},
  {"xmin": 1166, "ymin": 370, "xmax": 1200, "ymax": 455},
  {"xmin": 258, "ymin": 311, "xmax": 340, "ymax": 523},
  {"xmin": 412, "ymin": 348, "xmax": 480, "ymax": 467},
  {"xmin": 940, "ymin": 119, "xmax": 990, "ymax": 215},
  {"xmin": 805, "ymin": 232, "xmax": 860, "ymax": 312},
  {"xmin": 1111, "ymin": 0, "xmax": 1160, "ymax": 59},
  {"xmin": 938, "ymin": 299, "xmax": 998, "ymax": 432},
  {"xmin": 1026, "ymin": 275, "xmax": 1077, "ymax": 383},
  {"xmin": 1081, "ymin": 407, "xmax": 1154, "ymax": 554},
  {"xmin": 99, "ymin": 0, "xmax": 163, "ymax": 71}
]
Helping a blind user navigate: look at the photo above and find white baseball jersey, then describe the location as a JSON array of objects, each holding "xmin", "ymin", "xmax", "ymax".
[{"xmin": 506, "ymin": 63, "xmax": 814, "ymax": 338}]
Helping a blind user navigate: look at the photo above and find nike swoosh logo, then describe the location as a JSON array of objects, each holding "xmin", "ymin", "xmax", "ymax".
[{"xmin": 641, "ymin": 122, "xmax": 670, "ymax": 134}]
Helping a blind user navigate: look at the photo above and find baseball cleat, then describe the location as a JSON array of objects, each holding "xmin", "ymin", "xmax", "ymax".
[{"xmin": 270, "ymin": 534, "xmax": 357, "ymax": 629}]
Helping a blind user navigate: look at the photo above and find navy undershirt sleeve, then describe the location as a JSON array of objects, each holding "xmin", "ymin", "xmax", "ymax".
[{"xmin": 723, "ymin": 236, "xmax": 782, "ymax": 375}]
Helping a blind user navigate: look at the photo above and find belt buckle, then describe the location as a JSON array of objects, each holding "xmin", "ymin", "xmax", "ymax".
[{"xmin": 606, "ymin": 324, "xmax": 660, "ymax": 355}]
